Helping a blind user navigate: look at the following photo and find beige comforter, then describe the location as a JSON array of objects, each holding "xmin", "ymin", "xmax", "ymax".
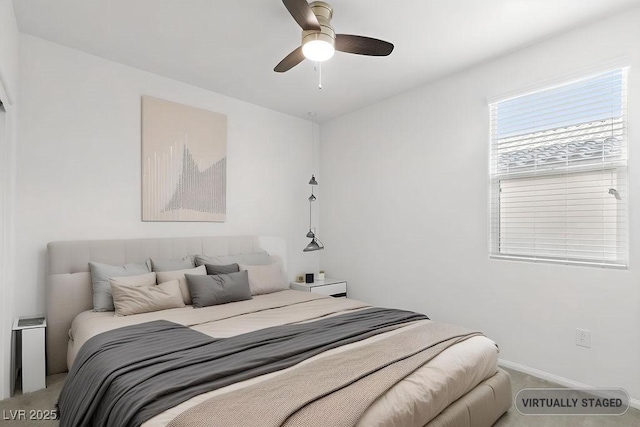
[{"xmin": 69, "ymin": 290, "xmax": 498, "ymax": 427}]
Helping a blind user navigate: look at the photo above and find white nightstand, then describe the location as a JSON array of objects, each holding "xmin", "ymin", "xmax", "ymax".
[
  {"xmin": 12, "ymin": 315, "xmax": 47, "ymax": 393},
  {"xmin": 290, "ymin": 278, "xmax": 347, "ymax": 298}
]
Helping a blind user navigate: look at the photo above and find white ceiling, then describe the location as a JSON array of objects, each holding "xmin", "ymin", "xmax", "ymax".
[{"xmin": 13, "ymin": 0, "xmax": 640, "ymax": 122}]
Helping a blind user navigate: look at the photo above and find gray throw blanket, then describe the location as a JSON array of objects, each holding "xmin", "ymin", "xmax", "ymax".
[{"xmin": 57, "ymin": 307, "xmax": 428, "ymax": 427}]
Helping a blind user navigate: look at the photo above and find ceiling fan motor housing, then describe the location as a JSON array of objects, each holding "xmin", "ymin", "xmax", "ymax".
[{"xmin": 301, "ymin": 1, "xmax": 335, "ymax": 49}]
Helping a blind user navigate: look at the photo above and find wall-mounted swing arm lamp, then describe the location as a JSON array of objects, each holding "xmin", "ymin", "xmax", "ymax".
[
  {"xmin": 303, "ymin": 173, "xmax": 324, "ymax": 252},
  {"xmin": 303, "ymin": 112, "xmax": 324, "ymax": 252}
]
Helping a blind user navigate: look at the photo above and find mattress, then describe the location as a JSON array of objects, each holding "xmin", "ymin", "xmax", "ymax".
[{"xmin": 68, "ymin": 290, "xmax": 499, "ymax": 427}]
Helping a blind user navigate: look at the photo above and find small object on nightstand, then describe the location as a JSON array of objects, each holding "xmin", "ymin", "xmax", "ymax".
[
  {"xmin": 290, "ymin": 278, "xmax": 347, "ymax": 298},
  {"xmin": 12, "ymin": 315, "xmax": 47, "ymax": 394},
  {"xmin": 317, "ymin": 271, "xmax": 325, "ymax": 281},
  {"xmin": 305, "ymin": 273, "xmax": 314, "ymax": 284},
  {"xmin": 296, "ymin": 275, "xmax": 304, "ymax": 283}
]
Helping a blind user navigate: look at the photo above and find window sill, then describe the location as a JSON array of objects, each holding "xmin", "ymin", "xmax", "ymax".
[{"xmin": 489, "ymin": 254, "xmax": 627, "ymax": 270}]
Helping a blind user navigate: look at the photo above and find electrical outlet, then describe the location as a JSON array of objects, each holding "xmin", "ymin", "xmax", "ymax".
[{"xmin": 576, "ymin": 328, "xmax": 591, "ymax": 348}]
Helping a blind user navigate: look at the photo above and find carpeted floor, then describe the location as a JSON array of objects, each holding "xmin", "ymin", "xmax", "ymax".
[
  {"xmin": 495, "ymin": 368, "xmax": 640, "ymax": 427},
  {"xmin": 0, "ymin": 368, "xmax": 638, "ymax": 426},
  {"xmin": 0, "ymin": 373, "xmax": 64, "ymax": 427}
]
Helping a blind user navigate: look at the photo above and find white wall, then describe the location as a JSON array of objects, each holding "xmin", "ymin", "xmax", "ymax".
[
  {"xmin": 0, "ymin": 0, "xmax": 19, "ymax": 400},
  {"xmin": 320, "ymin": 7, "xmax": 640, "ymax": 400},
  {"xmin": 16, "ymin": 35, "xmax": 320, "ymax": 320},
  {"xmin": 0, "ymin": 0, "xmax": 19, "ymax": 102}
]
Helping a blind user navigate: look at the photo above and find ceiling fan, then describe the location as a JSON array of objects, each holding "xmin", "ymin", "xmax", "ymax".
[{"xmin": 274, "ymin": 0, "xmax": 394, "ymax": 73}]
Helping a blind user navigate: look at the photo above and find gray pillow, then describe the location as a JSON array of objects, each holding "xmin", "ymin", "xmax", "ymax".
[
  {"xmin": 185, "ymin": 271, "xmax": 252, "ymax": 308},
  {"xmin": 151, "ymin": 256, "xmax": 195, "ymax": 272},
  {"xmin": 205, "ymin": 263, "xmax": 239, "ymax": 275},
  {"xmin": 194, "ymin": 252, "xmax": 271, "ymax": 267},
  {"xmin": 89, "ymin": 261, "xmax": 152, "ymax": 311}
]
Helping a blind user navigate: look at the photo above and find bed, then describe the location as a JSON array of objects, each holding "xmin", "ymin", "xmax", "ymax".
[{"xmin": 46, "ymin": 236, "xmax": 511, "ymax": 427}]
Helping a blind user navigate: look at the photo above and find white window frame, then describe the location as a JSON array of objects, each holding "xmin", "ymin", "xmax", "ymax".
[{"xmin": 489, "ymin": 68, "xmax": 628, "ymax": 269}]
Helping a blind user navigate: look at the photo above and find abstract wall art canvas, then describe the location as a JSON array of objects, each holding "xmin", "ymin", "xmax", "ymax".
[{"xmin": 142, "ymin": 96, "xmax": 227, "ymax": 221}]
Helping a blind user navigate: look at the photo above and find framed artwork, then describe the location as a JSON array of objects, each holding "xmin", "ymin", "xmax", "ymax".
[{"xmin": 141, "ymin": 96, "xmax": 227, "ymax": 222}]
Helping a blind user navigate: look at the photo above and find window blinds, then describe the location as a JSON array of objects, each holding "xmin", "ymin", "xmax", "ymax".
[{"xmin": 489, "ymin": 69, "xmax": 628, "ymax": 268}]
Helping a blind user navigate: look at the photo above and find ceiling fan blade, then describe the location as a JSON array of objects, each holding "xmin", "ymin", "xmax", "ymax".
[
  {"xmin": 274, "ymin": 46, "xmax": 306, "ymax": 73},
  {"xmin": 282, "ymin": 0, "xmax": 321, "ymax": 31},
  {"xmin": 335, "ymin": 34, "xmax": 394, "ymax": 56}
]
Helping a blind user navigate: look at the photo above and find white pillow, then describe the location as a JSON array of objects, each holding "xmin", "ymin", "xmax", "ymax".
[
  {"xmin": 238, "ymin": 263, "xmax": 287, "ymax": 295},
  {"xmin": 156, "ymin": 265, "xmax": 206, "ymax": 305}
]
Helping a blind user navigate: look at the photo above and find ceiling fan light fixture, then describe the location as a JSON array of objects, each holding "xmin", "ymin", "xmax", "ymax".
[
  {"xmin": 302, "ymin": 39, "xmax": 335, "ymax": 62},
  {"xmin": 275, "ymin": 1, "xmax": 393, "ymax": 73}
]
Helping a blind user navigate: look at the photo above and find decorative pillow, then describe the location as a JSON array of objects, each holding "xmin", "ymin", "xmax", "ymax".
[
  {"xmin": 89, "ymin": 261, "xmax": 152, "ymax": 312},
  {"xmin": 150, "ymin": 256, "xmax": 195, "ymax": 272},
  {"xmin": 238, "ymin": 263, "xmax": 287, "ymax": 295},
  {"xmin": 185, "ymin": 271, "xmax": 252, "ymax": 308},
  {"xmin": 156, "ymin": 265, "xmax": 206, "ymax": 305},
  {"xmin": 205, "ymin": 263, "xmax": 239, "ymax": 275},
  {"xmin": 194, "ymin": 252, "xmax": 271, "ymax": 267},
  {"xmin": 110, "ymin": 279, "xmax": 185, "ymax": 316}
]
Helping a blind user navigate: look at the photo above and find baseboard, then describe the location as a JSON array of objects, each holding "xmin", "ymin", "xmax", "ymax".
[{"xmin": 498, "ymin": 359, "xmax": 640, "ymax": 410}]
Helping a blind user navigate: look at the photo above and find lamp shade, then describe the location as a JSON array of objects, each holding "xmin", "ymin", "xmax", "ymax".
[{"xmin": 303, "ymin": 238, "xmax": 324, "ymax": 252}]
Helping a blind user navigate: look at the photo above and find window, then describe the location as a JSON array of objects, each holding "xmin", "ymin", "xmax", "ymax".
[{"xmin": 489, "ymin": 69, "xmax": 628, "ymax": 268}]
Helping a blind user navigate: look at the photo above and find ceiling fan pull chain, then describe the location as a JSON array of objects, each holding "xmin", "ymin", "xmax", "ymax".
[{"xmin": 318, "ymin": 61, "xmax": 322, "ymax": 89}]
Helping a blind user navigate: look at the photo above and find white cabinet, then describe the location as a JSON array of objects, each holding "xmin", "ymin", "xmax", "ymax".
[
  {"xmin": 12, "ymin": 316, "xmax": 47, "ymax": 393},
  {"xmin": 290, "ymin": 278, "xmax": 347, "ymax": 298}
]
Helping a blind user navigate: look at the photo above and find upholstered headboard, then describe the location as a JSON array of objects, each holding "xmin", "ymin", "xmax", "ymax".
[{"xmin": 46, "ymin": 235, "xmax": 287, "ymax": 375}]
